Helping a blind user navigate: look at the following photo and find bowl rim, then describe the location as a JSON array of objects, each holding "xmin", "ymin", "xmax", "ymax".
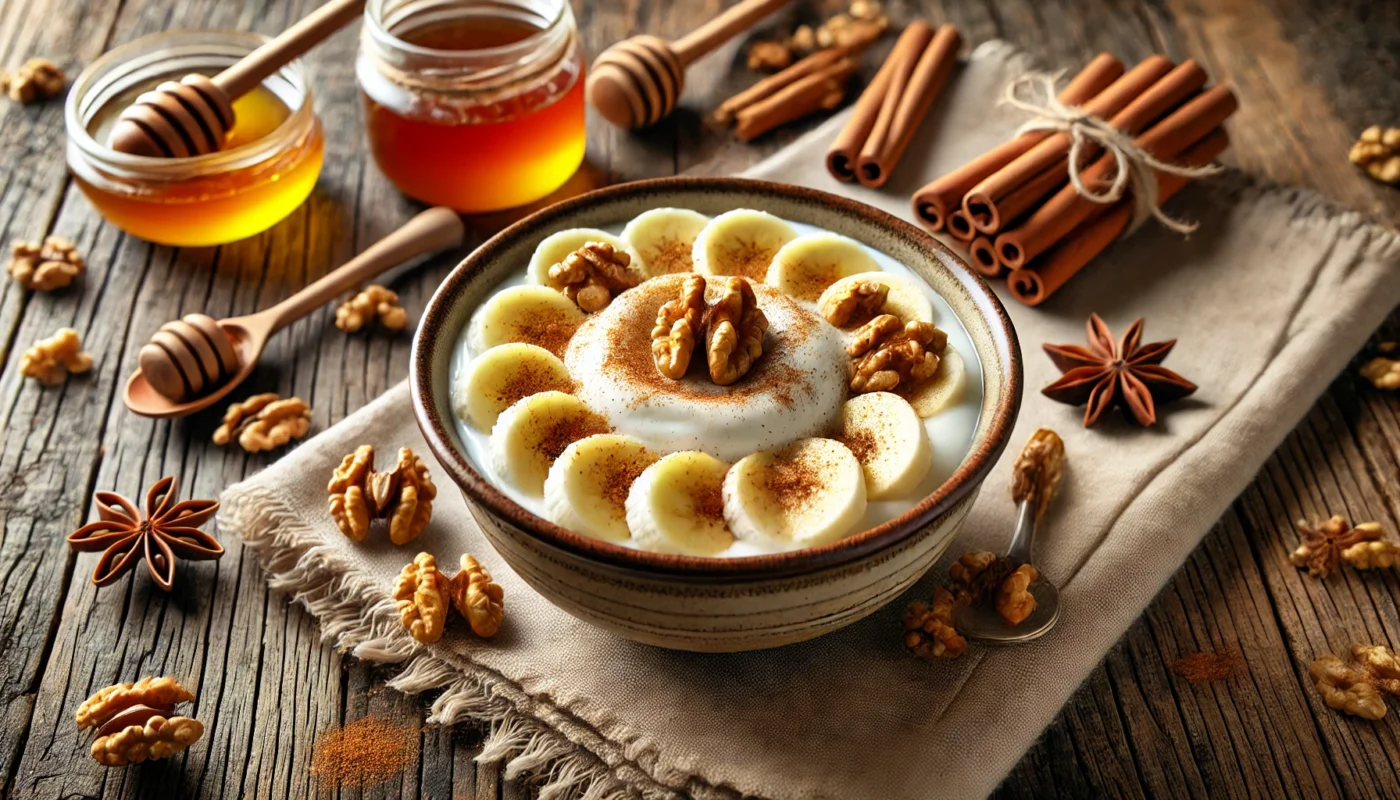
[{"xmin": 412, "ymin": 176, "xmax": 1023, "ymax": 579}]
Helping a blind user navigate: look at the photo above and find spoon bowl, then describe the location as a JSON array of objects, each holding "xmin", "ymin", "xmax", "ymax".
[{"xmin": 952, "ymin": 578, "xmax": 1060, "ymax": 644}]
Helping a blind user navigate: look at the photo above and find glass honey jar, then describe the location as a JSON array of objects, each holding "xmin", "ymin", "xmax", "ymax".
[
  {"xmin": 66, "ymin": 31, "xmax": 324, "ymax": 247},
  {"xmin": 358, "ymin": 0, "xmax": 586, "ymax": 214}
]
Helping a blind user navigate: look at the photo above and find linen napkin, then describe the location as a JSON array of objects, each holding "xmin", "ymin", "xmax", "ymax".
[{"xmin": 220, "ymin": 41, "xmax": 1400, "ymax": 800}]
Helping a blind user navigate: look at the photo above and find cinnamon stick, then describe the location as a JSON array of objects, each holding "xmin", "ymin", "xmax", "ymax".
[
  {"xmin": 829, "ymin": 23, "xmax": 934, "ymax": 180},
  {"xmin": 911, "ymin": 52, "xmax": 1124, "ymax": 231},
  {"xmin": 1006, "ymin": 127, "xmax": 1231, "ymax": 306},
  {"xmin": 969, "ymin": 161, "xmax": 1069, "ymax": 233},
  {"xmin": 826, "ymin": 45, "xmax": 900, "ymax": 180},
  {"xmin": 968, "ymin": 236, "xmax": 1003, "ymax": 278},
  {"xmin": 855, "ymin": 23, "xmax": 961, "ymax": 187},
  {"xmin": 733, "ymin": 58, "xmax": 856, "ymax": 141},
  {"xmin": 995, "ymin": 84, "xmax": 1238, "ymax": 268},
  {"xmin": 960, "ymin": 55, "xmax": 1175, "ymax": 232},
  {"xmin": 716, "ymin": 47, "xmax": 852, "ymax": 125},
  {"xmin": 946, "ymin": 209, "xmax": 977, "ymax": 241}
]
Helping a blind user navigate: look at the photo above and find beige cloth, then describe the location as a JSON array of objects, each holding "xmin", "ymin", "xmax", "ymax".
[{"xmin": 220, "ymin": 41, "xmax": 1400, "ymax": 800}]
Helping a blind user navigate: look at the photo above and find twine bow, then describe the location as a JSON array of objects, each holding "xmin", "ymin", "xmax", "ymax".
[{"xmin": 1001, "ymin": 71, "xmax": 1221, "ymax": 234}]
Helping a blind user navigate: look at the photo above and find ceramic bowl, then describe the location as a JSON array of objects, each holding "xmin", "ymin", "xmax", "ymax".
[{"xmin": 412, "ymin": 177, "xmax": 1022, "ymax": 652}]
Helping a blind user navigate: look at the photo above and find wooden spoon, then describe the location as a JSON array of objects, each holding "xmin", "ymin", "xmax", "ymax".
[
  {"xmin": 587, "ymin": 0, "xmax": 791, "ymax": 130},
  {"xmin": 107, "ymin": 0, "xmax": 365, "ymax": 157},
  {"xmin": 123, "ymin": 206, "xmax": 466, "ymax": 419}
]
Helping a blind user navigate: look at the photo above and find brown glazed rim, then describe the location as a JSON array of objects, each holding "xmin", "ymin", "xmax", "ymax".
[{"xmin": 412, "ymin": 177, "xmax": 1023, "ymax": 579}]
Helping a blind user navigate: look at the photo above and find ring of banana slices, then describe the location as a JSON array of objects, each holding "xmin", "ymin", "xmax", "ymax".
[{"xmin": 455, "ymin": 208, "xmax": 970, "ymax": 557}]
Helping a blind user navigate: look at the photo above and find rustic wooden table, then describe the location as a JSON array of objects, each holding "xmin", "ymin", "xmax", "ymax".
[{"xmin": 0, "ymin": 0, "xmax": 1396, "ymax": 797}]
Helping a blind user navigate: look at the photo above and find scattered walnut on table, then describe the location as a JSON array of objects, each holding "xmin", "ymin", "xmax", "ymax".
[
  {"xmin": 547, "ymin": 241, "xmax": 640, "ymax": 313},
  {"xmin": 1290, "ymin": 516, "xmax": 1384, "ymax": 579},
  {"xmin": 1341, "ymin": 539, "xmax": 1400, "ymax": 571},
  {"xmin": 7, "ymin": 235, "xmax": 83, "ymax": 291},
  {"xmin": 76, "ymin": 676, "xmax": 203, "ymax": 767},
  {"xmin": 328, "ymin": 444, "xmax": 436, "ymax": 545},
  {"xmin": 335, "ymin": 284, "xmax": 408, "ymax": 332},
  {"xmin": 19, "ymin": 327, "xmax": 92, "ymax": 384},
  {"xmin": 1360, "ymin": 353, "xmax": 1400, "ymax": 390},
  {"xmin": 651, "ymin": 274, "xmax": 706, "ymax": 380},
  {"xmin": 746, "ymin": 39, "xmax": 793, "ymax": 72},
  {"xmin": 450, "ymin": 554, "xmax": 505, "ymax": 638},
  {"xmin": 393, "ymin": 552, "xmax": 450, "ymax": 644},
  {"xmin": 1351, "ymin": 644, "xmax": 1400, "ymax": 695},
  {"xmin": 1349, "ymin": 125, "xmax": 1400, "ymax": 185},
  {"xmin": 1309, "ymin": 654, "xmax": 1388, "ymax": 719},
  {"xmin": 903, "ymin": 586, "xmax": 967, "ymax": 660},
  {"xmin": 213, "ymin": 393, "xmax": 312, "ymax": 453},
  {"xmin": 818, "ymin": 279, "xmax": 887, "ymax": 328},
  {"xmin": 703, "ymin": 276, "xmax": 768, "ymax": 386},
  {"xmin": 0, "ymin": 57, "xmax": 64, "ymax": 103},
  {"xmin": 847, "ymin": 315, "xmax": 947, "ymax": 394}
]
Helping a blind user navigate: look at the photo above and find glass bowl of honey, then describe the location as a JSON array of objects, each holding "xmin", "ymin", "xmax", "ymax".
[
  {"xmin": 358, "ymin": 0, "xmax": 586, "ymax": 213},
  {"xmin": 66, "ymin": 30, "xmax": 324, "ymax": 247}
]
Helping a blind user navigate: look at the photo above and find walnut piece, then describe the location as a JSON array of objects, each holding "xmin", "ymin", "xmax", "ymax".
[
  {"xmin": 747, "ymin": 39, "xmax": 793, "ymax": 72},
  {"xmin": 848, "ymin": 315, "xmax": 947, "ymax": 393},
  {"xmin": 948, "ymin": 550, "xmax": 1000, "ymax": 591},
  {"xmin": 7, "ymin": 236, "xmax": 83, "ymax": 290},
  {"xmin": 651, "ymin": 274, "xmax": 706, "ymax": 380},
  {"xmin": 790, "ymin": 25, "xmax": 817, "ymax": 54},
  {"xmin": 19, "ymin": 327, "xmax": 92, "ymax": 385},
  {"xmin": 0, "ymin": 57, "xmax": 64, "ymax": 103},
  {"xmin": 703, "ymin": 276, "xmax": 768, "ymax": 386},
  {"xmin": 1341, "ymin": 540, "xmax": 1400, "ymax": 571},
  {"xmin": 76, "ymin": 676, "xmax": 202, "ymax": 767},
  {"xmin": 336, "ymin": 284, "xmax": 408, "ymax": 332},
  {"xmin": 1351, "ymin": 644, "xmax": 1400, "ymax": 695},
  {"xmin": 450, "ymin": 554, "xmax": 504, "ymax": 638},
  {"xmin": 1360, "ymin": 355, "xmax": 1400, "ymax": 390},
  {"xmin": 903, "ymin": 586, "xmax": 967, "ymax": 660},
  {"xmin": 328, "ymin": 445, "xmax": 376, "ymax": 542},
  {"xmin": 547, "ymin": 242, "xmax": 640, "ymax": 313},
  {"xmin": 996, "ymin": 564, "xmax": 1040, "ymax": 625},
  {"xmin": 328, "ymin": 445, "xmax": 436, "ymax": 545},
  {"xmin": 1349, "ymin": 125, "xmax": 1400, "ymax": 185},
  {"xmin": 1011, "ymin": 428, "xmax": 1066, "ymax": 520},
  {"xmin": 1290, "ymin": 516, "xmax": 1383, "ymax": 578},
  {"xmin": 213, "ymin": 393, "xmax": 312, "ymax": 453},
  {"xmin": 1309, "ymin": 654, "xmax": 1387, "ymax": 719},
  {"xmin": 393, "ymin": 552, "xmax": 450, "ymax": 644},
  {"xmin": 818, "ymin": 279, "xmax": 888, "ymax": 328}
]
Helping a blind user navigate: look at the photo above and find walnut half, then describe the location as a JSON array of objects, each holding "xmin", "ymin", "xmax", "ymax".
[
  {"xmin": 1309, "ymin": 654, "xmax": 1387, "ymax": 719},
  {"xmin": 818, "ymin": 278, "xmax": 888, "ymax": 328},
  {"xmin": 847, "ymin": 315, "xmax": 947, "ymax": 393},
  {"xmin": 651, "ymin": 274, "xmax": 706, "ymax": 380},
  {"xmin": 328, "ymin": 445, "xmax": 437, "ymax": 545},
  {"xmin": 548, "ymin": 242, "xmax": 640, "ymax": 313},
  {"xmin": 449, "ymin": 554, "xmax": 504, "ymax": 638},
  {"xmin": 1010, "ymin": 428, "xmax": 1066, "ymax": 520},
  {"xmin": 76, "ymin": 676, "xmax": 203, "ymax": 767},
  {"xmin": 703, "ymin": 276, "xmax": 768, "ymax": 386},
  {"xmin": 8, "ymin": 235, "xmax": 83, "ymax": 291},
  {"xmin": 393, "ymin": 552, "xmax": 450, "ymax": 644}
]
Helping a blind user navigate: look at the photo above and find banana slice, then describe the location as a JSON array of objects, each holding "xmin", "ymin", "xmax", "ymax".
[
  {"xmin": 527, "ymin": 228, "xmax": 643, "ymax": 285},
  {"xmin": 766, "ymin": 232, "xmax": 880, "ymax": 302},
  {"xmin": 454, "ymin": 343, "xmax": 575, "ymax": 432},
  {"xmin": 817, "ymin": 272, "xmax": 936, "ymax": 328},
  {"xmin": 692, "ymin": 209, "xmax": 798, "ymax": 281},
  {"xmin": 625, "ymin": 451, "xmax": 734, "ymax": 556},
  {"xmin": 835, "ymin": 392, "xmax": 932, "ymax": 500},
  {"xmin": 620, "ymin": 208, "xmax": 711, "ymax": 276},
  {"xmin": 722, "ymin": 438, "xmax": 866, "ymax": 549},
  {"xmin": 543, "ymin": 434, "xmax": 658, "ymax": 542},
  {"xmin": 906, "ymin": 348, "xmax": 967, "ymax": 418},
  {"xmin": 489, "ymin": 391, "xmax": 611, "ymax": 496},
  {"xmin": 466, "ymin": 285, "xmax": 586, "ymax": 357}
]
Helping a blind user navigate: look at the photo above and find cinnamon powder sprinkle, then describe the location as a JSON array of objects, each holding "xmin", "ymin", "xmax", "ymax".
[
  {"xmin": 643, "ymin": 237, "xmax": 694, "ymax": 275},
  {"xmin": 763, "ymin": 452, "xmax": 824, "ymax": 511},
  {"xmin": 311, "ymin": 716, "xmax": 417, "ymax": 788},
  {"xmin": 533, "ymin": 412, "xmax": 611, "ymax": 462},
  {"xmin": 715, "ymin": 240, "xmax": 776, "ymax": 280},
  {"xmin": 786, "ymin": 262, "xmax": 840, "ymax": 301},
  {"xmin": 692, "ymin": 477, "xmax": 726, "ymax": 524},
  {"xmin": 1169, "ymin": 649, "xmax": 1246, "ymax": 685},
  {"xmin": 516, "ymin": 310, "xmax": 580, "ymax": 357},
  {"xmin": 598, "ymin": 448, "xmax": 658, "ymax": 514},
  {"xmin": 494, "ymin": 362, "xmax": 573, "ymax": 408},
  {"xmin": 840, "ymin": 429, "xmax": 880, "ymax": 464}
]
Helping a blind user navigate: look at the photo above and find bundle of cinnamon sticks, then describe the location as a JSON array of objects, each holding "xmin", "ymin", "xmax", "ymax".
[{"xmin": 910, "ymin": 53, "xmax": 1238, "ymax": 306}]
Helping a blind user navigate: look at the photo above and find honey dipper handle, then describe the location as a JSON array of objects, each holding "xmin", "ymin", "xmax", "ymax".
[
  {"xmin": 669, "ymin": 0, "xmax": 791, "ymax": 66},
  {"xmin": 215, "ymin": 0, "xmax": 367, "ymax": 99},
  {"xmin": 262, "ymin": 207, "xmax": 466, "ymax": 330}
]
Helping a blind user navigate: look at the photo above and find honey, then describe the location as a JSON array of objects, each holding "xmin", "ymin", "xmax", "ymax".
[
  {"xmin": 66, "ymin": 31, "xmax": 324, "ymax": 247},
  {"xmin": 358, "ymin": 1, "xmax": 586, "ymax": 214}
]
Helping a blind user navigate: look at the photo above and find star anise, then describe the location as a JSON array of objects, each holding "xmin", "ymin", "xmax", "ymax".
[
  {"xmin": 1042, "ymin": 314, "xmax": 1197, "ymax": 427},
  {"xmin": 66, "ymin": 477, "xmax": 222, "ymax": 591},
  {"xmin": 1291, "ymin": 516, "xmax": 1381, "ymax": 579}
]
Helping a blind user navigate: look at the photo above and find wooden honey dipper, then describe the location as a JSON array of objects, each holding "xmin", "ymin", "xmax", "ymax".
[
  {"xmin": 107, "ymin": 0, "xmax": 365, "ymax": 157},
  {"xmin": 587, "ymin": 0, "xmax": 791, "ymax": 130},
  {"xmin": 124, "ymin": 207, "xmax": 465, "ymax": 419}
]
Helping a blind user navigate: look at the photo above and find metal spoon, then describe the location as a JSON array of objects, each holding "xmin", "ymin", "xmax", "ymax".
[{"xmin": 952, "ymin": 496, "xmax": 1061, "ymax": 643}]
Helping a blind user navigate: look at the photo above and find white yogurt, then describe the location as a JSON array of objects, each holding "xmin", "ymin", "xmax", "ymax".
[{"xmin": 449, "ymin": 216, "xmax": 984, "ymax": 557}]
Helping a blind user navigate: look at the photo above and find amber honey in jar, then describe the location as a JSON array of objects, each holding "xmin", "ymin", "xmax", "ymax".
[
  {"xmin": 66, "ymin": 31, "xmax": 324, "ymax": 247},
  {"xmin": 358, "ymin": 0, "xmax": 585, "ymax": 213}
]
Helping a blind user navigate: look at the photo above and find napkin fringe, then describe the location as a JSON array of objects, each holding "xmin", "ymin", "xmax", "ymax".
[{"xmin": 220, "ymin": 489, "xmax": 642, "ymax": 800}]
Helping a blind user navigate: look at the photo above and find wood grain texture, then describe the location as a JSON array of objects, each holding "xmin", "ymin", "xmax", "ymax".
[{"xmin": 0, "ymin": 0, "xmax": 1392, "ymax": 798}]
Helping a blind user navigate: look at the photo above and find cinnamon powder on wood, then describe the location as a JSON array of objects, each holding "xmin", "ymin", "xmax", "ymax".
[
  {"xmin": 311, "ymin": 716, "xmax": 418, "ymax": 787},
  {"xmin": 1169, "ymin": 649, "xmax": 1246, "ymax": 684}
]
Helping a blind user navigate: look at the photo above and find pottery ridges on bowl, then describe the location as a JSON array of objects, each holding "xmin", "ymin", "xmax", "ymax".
[{"xmin": 412, "ymin": 177, "xmax": 1022, "ymax": 652}]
